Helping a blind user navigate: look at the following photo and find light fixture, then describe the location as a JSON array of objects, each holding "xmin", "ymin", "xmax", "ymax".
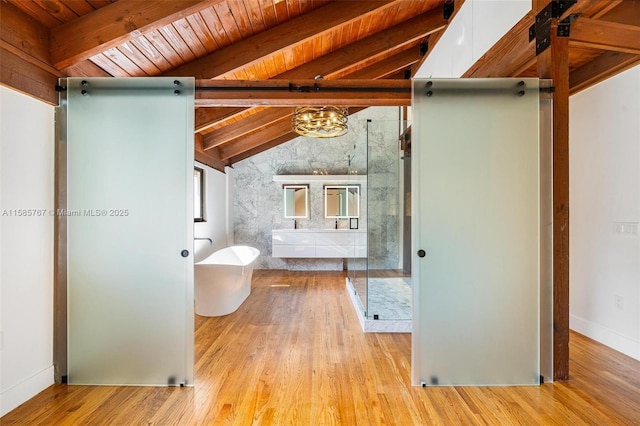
[{"xmin": 292, "ymin": 106, "xmax": 348, "ymax": 138}]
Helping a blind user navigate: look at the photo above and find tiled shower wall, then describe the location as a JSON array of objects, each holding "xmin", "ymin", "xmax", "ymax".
[{"xmin": 233, "ymin": 107, "xmax": 400, "ymax": 270}]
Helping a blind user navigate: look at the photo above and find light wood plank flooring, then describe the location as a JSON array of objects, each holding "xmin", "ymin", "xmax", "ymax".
[{"xmin": 3, "ymin": 270, "xmax": 640, "ymax": 425}]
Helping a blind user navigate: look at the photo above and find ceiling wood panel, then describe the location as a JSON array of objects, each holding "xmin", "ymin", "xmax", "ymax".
[
  {"xmin": 60, "ymin": 0, "xmax": 96, "ymax": 16},
  {"xmin": 144, "ymin": 30, "xmax": 186, "ymax": 69},
  {"xmin": 243, "ymin": 0, "xmax": 267, "ymax": 34},
  {"xmin": 167, "ymin": 1, "xmax": 397, "ymax": 79},
  {"xmin": 33, "ymin": 0, "xmax": 81, "ymax": 23},
  {"xmin": 212, "ymin": 1, "xmax": 244, "ymax": 44},
  {"xmin": 199, "ymin": 7, "xmax": 233, "ymax": 49},
  {"xmin": 598, "ymin": 0, "xmax": 640, "ymax": 26},
  {"xmin": 103, "ymin": 47, "xmax": 146, "ymax": 76},
  {"xmin": 50, "ymin": 0, "xmax": 225, "ymax": 69},
  {"xmin": 89, "ymin": 53, "xmax": 128, "ymax": 76},
  {"xmin": 159, "ymin": 24, "xmax": 198, "ymax": 64},
  {"xmin": 129, "ymin": 37, "xmax": 175, "ymax": 72},
  {"xmin": 86, "ymin": 0, "xmax": 116, "ymax": 8},
  {"xmin": 118, "ymin": 42, "xmax": 162, "ymax": 75},
  {"xmin": 227, "ymin": 0, "xmax": 254, "ymax": 38},
  {"xmin": 276, "ymin": 8, "xmax": 446, "ymax": 80},
  {"xmin": 173, "ymin": 18, "xmax": 208, "ymax": 58},
  {"xmin": 64, "ymin": 59, "xmax": 111, "ymax": 77},
  {"xmin": 184, "ymin": 13, "xmax": 219, "ymax": 52}
]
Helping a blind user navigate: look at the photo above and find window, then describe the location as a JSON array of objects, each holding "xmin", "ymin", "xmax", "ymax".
[{"xmin": 194, "ymin": 167, "xmax": 205, "ymax": 222}]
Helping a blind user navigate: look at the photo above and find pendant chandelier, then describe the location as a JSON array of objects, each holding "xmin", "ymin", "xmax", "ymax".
[{"xmin": 292, "ymin": 106, "xmax": 348, "ymax": 138}]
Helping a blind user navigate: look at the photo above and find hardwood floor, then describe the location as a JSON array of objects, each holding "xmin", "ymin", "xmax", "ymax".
[{"xmin": 3, "ymin": 270, "xmax": 640, "ymax": 425}]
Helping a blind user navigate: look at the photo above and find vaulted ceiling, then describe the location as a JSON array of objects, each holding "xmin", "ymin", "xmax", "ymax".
[{"xmin": 1, "ymin": 0, "xmax": 639, "ymax": 171}]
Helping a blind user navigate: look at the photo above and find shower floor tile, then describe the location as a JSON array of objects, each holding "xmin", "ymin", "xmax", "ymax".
[{"xmin": 367, "ymin": 277, "xmax": 411, "ymax": 320}]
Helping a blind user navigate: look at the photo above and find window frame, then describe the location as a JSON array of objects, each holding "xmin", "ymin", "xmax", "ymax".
[{"xmin": 194, "ymin": 166, "xmax": 205, "ymax": 222}]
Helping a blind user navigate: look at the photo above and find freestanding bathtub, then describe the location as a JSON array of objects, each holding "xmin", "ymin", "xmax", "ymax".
[{"xmin": 195, "ymin": 245, "xmax": 260, "ymax": 317}]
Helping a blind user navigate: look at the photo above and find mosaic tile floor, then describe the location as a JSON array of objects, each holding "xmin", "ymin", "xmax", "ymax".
[{"xmin": 366, "ymin": 277, "xmax": 412, "ymax": 320}]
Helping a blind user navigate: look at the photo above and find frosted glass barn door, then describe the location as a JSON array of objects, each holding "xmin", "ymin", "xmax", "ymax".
[
  {"xmin": 412, "ymin": 78, "xmax": 540, "ymax": 386},
  {"xmin": 63, "ymin": 77, "xmax": 194, "ymax": 385}
]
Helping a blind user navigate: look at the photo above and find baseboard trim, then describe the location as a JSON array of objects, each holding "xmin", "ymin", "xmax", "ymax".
[
  {"xmin": 345, "ymin": 278, "xmax": 366, "ymax": 331},
  {"xmin": 570, "ymin": 315, "xmax": 640, "ymax": 361},
  {"xmin": 1, "ymin": 365, "xmax": 54, "ymax": 416}
]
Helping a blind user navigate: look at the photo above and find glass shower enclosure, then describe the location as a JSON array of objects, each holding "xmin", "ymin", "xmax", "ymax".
[{"xmin": 347, "ymin": 109, "xmax": 412, "ymax": 325}]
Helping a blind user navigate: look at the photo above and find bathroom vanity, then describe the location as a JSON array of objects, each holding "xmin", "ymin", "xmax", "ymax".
[
  {"xmin": 272, "ymin": 229, "xmax": 366, "ymax": 258},
  {"xmin": 273, "ymin": 174, "xmax": 367, "ymax": 259}
]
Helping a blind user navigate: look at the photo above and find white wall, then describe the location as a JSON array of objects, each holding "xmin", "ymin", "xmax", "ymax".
[
  {"xmin": 193, "ymin": 162, "xmax": 230, "ymax": 262},
  {"xmin": 570, "ymin": 65, "xmax": 640, "ymax": 361},
  {"xmin": 415, "ymin": 0, "xmax": 531, "ymax": 78},
  {"xmin": 0, "ymin": 87, "xmax": 55, "ymax": 415}
]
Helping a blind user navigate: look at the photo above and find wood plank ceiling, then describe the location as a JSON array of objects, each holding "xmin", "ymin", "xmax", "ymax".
[{"xmin": 2, "ymin": 0, "xmax": 639, "ymax": 171}]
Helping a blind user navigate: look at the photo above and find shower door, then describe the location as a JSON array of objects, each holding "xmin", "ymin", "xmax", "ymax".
[
  {"xmin": 63, "ymin": 77, "xmax": 194, "ymax": 385},
  {"xmin": 412, "ymin": 78, "xmax": 542, "ymax": 386}
]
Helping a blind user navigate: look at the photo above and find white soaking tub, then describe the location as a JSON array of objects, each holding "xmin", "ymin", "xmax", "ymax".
[{"xmin": 194, "ymin": 245, "xmax": 260, "ymax": 316}]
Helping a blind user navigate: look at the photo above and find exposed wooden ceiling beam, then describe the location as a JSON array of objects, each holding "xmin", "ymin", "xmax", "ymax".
[
  {"xmin": 168, "ymin": 1, "xmax": 397, "ymax": 79},
  {"xmin": 570, "ymin": 18, "xmax": 640, "ymax": 55},
  {"xmin": 1, "ymin": 2, "xmax": 51, "ymax": 69},
  {"xmin": 50, "ymin": 0, "xmax": 225, "ymax": 69},
  {"xmin": 195, "ymin": 134, "xmax": 228, "ymax": 172},
  {"xmin": 570, "ymin": 51, "xmax": 640, "ymax": 94},
  {"xmin": 228, "ymin": 133, "xmax": 298, "ymax": 165},
  {"xmin": 195, "ymin": 107, "xmax": 249, "ymax": 132},
  {"xmin": 219, "ymin": 118, "xmax": 292, "ymax": 160},
  {"xmin": 0, "ymin": 46, "xmax": 59, "ymax": 105},
  {"xmin": 345, "ymin": 47, "xmax": 422, "ymax": 80},
  {"xmin": 195, "ymin": 79, "xmax": 411, "ymax": 107},
  {"xmin": 204, "ymin": 107, "xmax": 292, "ymax": 149},
  {"xmin": 0, "ymin": 2, "xmax": 58, "ymax": 103}
]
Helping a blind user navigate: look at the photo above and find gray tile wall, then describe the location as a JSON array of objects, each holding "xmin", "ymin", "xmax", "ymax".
[{"xmin": 232, "ymin": 107, "xmax": 400, "ymax": 270}]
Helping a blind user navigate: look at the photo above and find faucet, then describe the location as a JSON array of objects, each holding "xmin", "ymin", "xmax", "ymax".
[
  {"xmin": 294, "ymin": 219, "xmax": 297, "ymax": 229},
  {"xmin": 335, "ymin": 220, "xmax": 338, "ymax": 229}
]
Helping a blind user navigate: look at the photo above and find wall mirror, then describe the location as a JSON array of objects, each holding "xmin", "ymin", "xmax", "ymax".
[
  {"xmin": 283, "ymin": 185, "xmax": 309, "ymax": 218},
  {"xmin": 324, "ymin": 185, "xmax": 360, "ymax": 218}
]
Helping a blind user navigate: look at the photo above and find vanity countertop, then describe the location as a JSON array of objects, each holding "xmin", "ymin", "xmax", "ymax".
[{"xmin": 272, "ymin": 228, "xmax": 366, "ymax": 258}]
